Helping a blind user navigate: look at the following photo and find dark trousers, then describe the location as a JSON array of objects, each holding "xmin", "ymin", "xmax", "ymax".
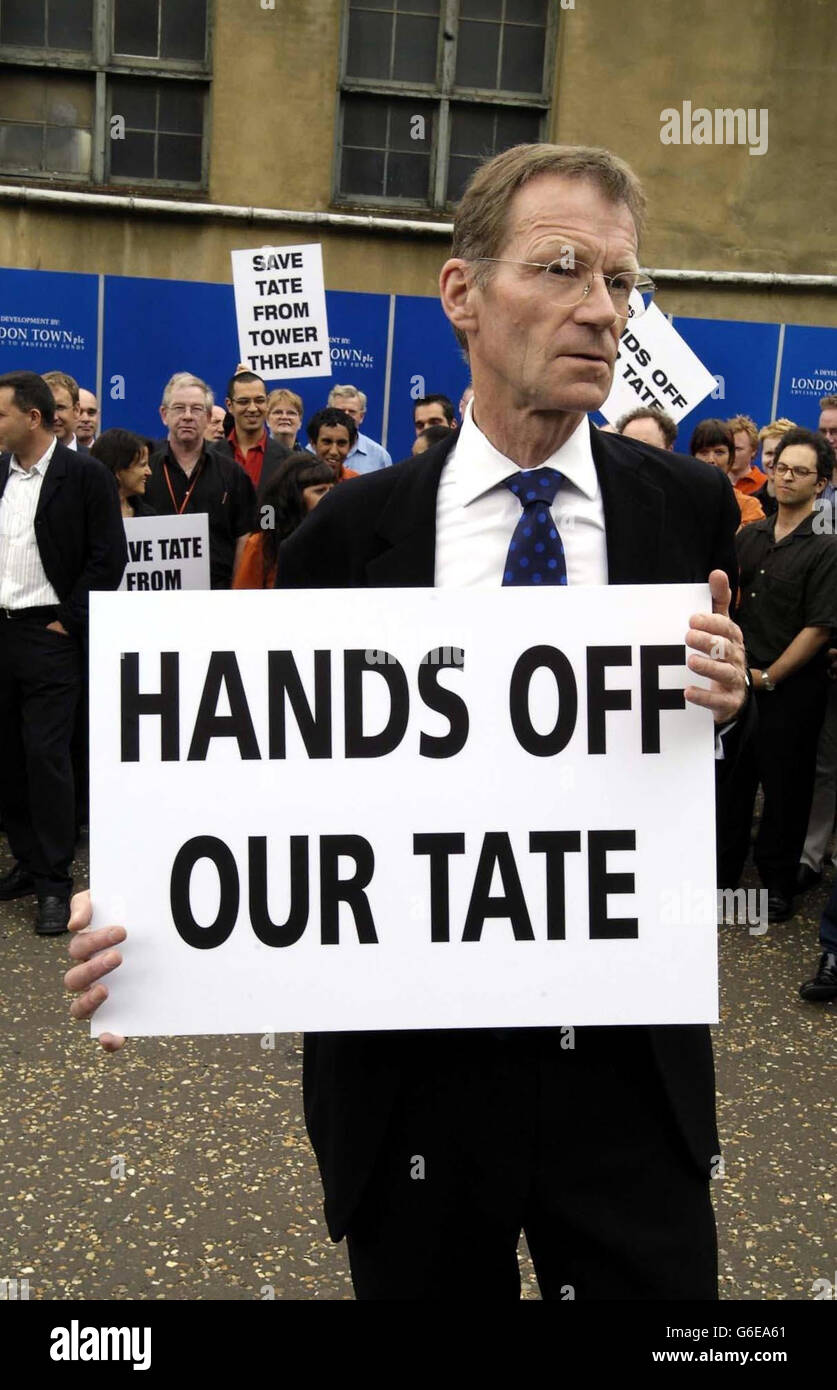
[
  {"xmin": 0, "ymin": 615, "xmax": 82, "ymax": 895},
  {"xmin": 344, "ymin": 1028, "xmax": 717, "ymax": 1300},
  {"xmin": 818, "ymin": 877, "xmax": 837, "ymax": 952},
  {"xmin": 718, "ymin": 669, "xmax": 827, "ymax": 896}
]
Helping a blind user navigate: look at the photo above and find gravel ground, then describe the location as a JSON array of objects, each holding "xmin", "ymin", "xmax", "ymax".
[{"xmin": 0, "ymin": 835, "xmax": 833, "ymax": 1302}]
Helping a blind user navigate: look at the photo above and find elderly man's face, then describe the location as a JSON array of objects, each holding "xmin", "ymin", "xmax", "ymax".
[{"xmin": 465, "ymin": 175, "xmax": 638, "ymax": 416}]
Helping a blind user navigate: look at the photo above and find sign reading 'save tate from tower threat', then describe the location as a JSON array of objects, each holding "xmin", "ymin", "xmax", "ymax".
[{"xmin": 231, "ymin": 243, "xmax": 332, "ymax": 382}]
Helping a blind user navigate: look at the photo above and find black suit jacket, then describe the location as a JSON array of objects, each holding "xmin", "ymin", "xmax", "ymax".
[
  {"xmin": 210, "ymin": 434, "xmax": 290, "ymax": 502},
  {"xmin": 277, "ymin": 423, "xmax": 747, "ymax": 1241},
  {"xmin": 0, "ymin": 440, "xmax": 127, "ymax": 635}
]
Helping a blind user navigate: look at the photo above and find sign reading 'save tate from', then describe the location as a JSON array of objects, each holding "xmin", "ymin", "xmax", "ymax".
[
  {"xmin": 231, "ymin": 243, "xmax": 331, "ymax": 381},
  {"xmin": 120, "ymin": 514, "xmax": 210, "ymax": 592},
  {"xmin": 88, "ymin": 586, "xmax": 718, "ymax": 1038}
]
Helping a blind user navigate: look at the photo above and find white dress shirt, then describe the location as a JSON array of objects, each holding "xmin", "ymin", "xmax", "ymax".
[
  {"xmin": 0, "ymin": 436, "xmax": 60, "ymax": 609},
  {"xmin": 435, "ymin": 404, "xmax": 730, "ymax": 756},
  {"xmin": 435, "ymin": 404, "xmax": 607, "ymax": 588}
]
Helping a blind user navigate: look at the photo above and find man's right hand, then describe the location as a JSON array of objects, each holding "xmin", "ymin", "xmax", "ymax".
[{"xmin": 64, "ymin": 890, "xmax": 126, "ymax": 1052}]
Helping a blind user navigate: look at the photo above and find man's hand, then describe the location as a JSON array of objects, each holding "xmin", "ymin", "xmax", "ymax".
[
  {"xmin": 64, "ymin": 890, "xmax": 126, "ymax": 1052},
  {"xmin": 46, "ymin": 620, "xmax": 69, "ymax": 635},
  {"xmin": 684, "ymin": 569, "xmax": 748, "ymax": 724}
]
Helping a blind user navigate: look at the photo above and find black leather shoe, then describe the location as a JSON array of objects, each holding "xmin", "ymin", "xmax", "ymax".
[
  {"xmin": 795, "ymin": 864, "xmax": 823, "ymax": 893},
  {"xmin": 766, "ymin": 891, "xmax": 793, "ymax": 923},
  {"xmin": 35, "ymin": 895, "xmax": 71, "ymax": 935},
  {"xmin": 0, "ymin": 864, "xmax": 36, "ymax": 900},
  {"xmin": 799, "ymin": 952, "xmax": 837, "ymax": 1001}
]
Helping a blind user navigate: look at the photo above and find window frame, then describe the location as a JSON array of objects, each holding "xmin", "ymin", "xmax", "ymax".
[
  {"xmin": 333, "ymin": 0, "xmax": 557, "ymax": 213},
  {"xmin": 0, "ymin": 0, "xmax": 213, "ymax": 193}
]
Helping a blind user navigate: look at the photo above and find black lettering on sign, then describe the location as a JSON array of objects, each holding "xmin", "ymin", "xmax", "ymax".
[
  {"xmin": 248, "ymin": 836, "xmax": 309, "ymax": 947},
  {"xmin": 268, "ymin": 650, "xmax": 332, "ymax": 758},
  {"xmin": 187, "ymin": 652, "xmax": 261, "ymax": 761},
  {"xmin": 588, "ymin": 830, "xmax": 638, "ymax": 939},
  {"xmin": 509, "ymin": 645, "xmax": 577, "ymax": 755},
  {"xmin": 344, "ymin": 649, "xmax": 409, "ymax": 757},
  {"xmin": 640, "ymin": 645, "xmax": 686, "ymax": 753},
  {"xmin": 529, "ymin": 831, "xmax": 582, "ymax": 940},
  {"xmin": 418, "ymin": 647, "xmax": 469, "ymax": 758},
  {"xmin": 319, "ymin": 835, "xmax": 378, "ymax": 944},
  {"xmin": 171, "ymin": 836, "xmax": 239, "ymax": 948},
  {"xmin": 120, "ymin": 651, "xmax": 180, "ymax": 761},
  {"xmin": 586, "ymin": 646, "xmax": 632, "ymax": 754},
  {"xmin": 462, "ymin": 832, "xmax": 534, "ymax": 942},
  {"xmin": 413, "ymin": 832, "xmax": 466, "ymax": 942}
]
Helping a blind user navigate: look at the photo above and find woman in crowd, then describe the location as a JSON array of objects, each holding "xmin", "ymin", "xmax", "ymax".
[
  {"xmin": 233, "ymin": 451, "xmax": 334, "ymax": 589},
  {"xmin": 89, "ymin": 428, "xmax": 154, "ymax": 517},
  {"xmin": 690, "ymin": 418, "xmax": 764, "ymax": 529}
]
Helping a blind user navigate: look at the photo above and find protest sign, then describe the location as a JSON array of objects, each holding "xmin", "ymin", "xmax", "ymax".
[
  {"xmin": 600, "ymin": 302, "xmax": 717, "ymax": 424},
  {"xmin": 231, "ymin": 243, "xmax": 331, "ymax": 381},
  {"xmin": 88, "ymin": 585, "xmax": 717, "ymax": 1037},
  {"xmin": 120, "ymin": 514, "xmax": 210, "ymax": 592}
]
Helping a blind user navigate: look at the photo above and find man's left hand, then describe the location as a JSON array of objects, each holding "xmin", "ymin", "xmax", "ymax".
[
  {"xmin": 684, "ymin": 569, "xmax": 748, "ymax": 725},
  {"xmin": 46, "ymin": 620, "xmax": 69, "ymax": 636}
]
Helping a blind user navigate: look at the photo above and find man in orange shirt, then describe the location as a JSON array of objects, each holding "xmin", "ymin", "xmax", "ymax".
[
  {"xmin": 307, "ymin": 407, "xmax": 360, "ymax": 482},
  {"xmin": 727, "ymin": 414, "xmax": 766, "ymax": 496},
  {"xmin": 691, "ymin": 418, "xmax": 764, "ymax": 529}
]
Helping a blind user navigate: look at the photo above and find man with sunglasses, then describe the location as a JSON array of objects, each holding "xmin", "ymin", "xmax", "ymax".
[{"xmin": 719, "ymin": 428, "xmax": 837, "ymax": 922}]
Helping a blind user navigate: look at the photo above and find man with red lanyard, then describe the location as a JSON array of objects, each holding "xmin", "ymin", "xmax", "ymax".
[
  {"xmin": 145, "ymin": 373, "xmax": 256, "ymax": 589},
  {"xmin": 212, "ymin": 369, "xmax": 290, "ymax": 498}
]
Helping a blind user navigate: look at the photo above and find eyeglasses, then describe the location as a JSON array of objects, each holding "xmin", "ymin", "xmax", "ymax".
[
  {"xmin": 167, "ymin": 404, "xmax": 207, "ymax": 416},
  {"xmin": 768, "ymin": 462, "xmax": 818, "ymax": 478},
  {"xmin": 469, "ymin": 257, "xmax": 656, "ymax": 321},
  {"xmin": 232, "ymin": 396, "xmax": 267, "ymax": 407}
]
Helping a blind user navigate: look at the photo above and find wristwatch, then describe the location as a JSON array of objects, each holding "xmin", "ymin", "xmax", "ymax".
[{"xmin": 761, "ymin": 670, "xmax": 776, "ymax": 691}]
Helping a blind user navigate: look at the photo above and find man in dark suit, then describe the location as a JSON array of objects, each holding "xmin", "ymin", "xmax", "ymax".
[
  {"xmin": 65, "ymin": 144, "xmax": 750, "ymax": 1299},
  {"xmin": 0, "ymin": 371, "xmax": 126, "ymax": 933},
  {"xmin": 42, "ymin": 370, "xmax": 91, "ymax": 455},
  {"xmin": 275, "ymin": 144, "xmax": 751, "ymax": 1300}
]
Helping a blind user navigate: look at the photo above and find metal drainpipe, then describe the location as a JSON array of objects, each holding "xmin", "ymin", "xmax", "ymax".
[{"xmin": 0, "ymin": 184, "xmax": 835, "ymax": 287}]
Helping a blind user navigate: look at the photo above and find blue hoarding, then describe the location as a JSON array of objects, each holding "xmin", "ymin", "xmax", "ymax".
[{"xmin": 0, "ymin": 265, "xmax": 99, "ymax": 387}]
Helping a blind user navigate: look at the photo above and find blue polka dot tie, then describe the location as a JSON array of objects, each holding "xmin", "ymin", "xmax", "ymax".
[{"xmin": 502, "ymin": 467, "xmax": 567, "ymax": 586}]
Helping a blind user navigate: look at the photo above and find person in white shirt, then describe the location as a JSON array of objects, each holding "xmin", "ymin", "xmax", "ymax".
[{"xmin": 0, "ymin": 370, "xmax": 125, "ymax": 933}]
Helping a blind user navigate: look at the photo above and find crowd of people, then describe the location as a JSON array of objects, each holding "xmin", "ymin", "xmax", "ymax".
[{"xmin": 0, "ymin": 360, "xmax": 836, "ymax": 1004}]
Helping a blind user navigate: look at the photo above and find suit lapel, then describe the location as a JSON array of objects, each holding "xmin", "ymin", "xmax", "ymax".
[
  {"xmin": 591, "ymin": 427, "xmax": 665, "ymax": 584},
  {"xmin": 363, "ymin": 435, "xmax": 456, "ymax": 587},
  {"xmin": 35, "ymin": 441, "xmax": 69, "ymax": 518},
  {"xmin": 0, "ymin": 454, "xmax": 9, "ymax": 502}
]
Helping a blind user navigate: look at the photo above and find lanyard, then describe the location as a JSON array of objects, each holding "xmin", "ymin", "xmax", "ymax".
[{"xmin": 163, "ymin": 457, "xmax": 203, "ymax": 515}]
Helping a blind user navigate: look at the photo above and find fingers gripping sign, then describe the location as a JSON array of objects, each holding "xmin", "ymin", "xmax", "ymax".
[
  {"xmin": 65, "ymin": 889, "xmax": 127, "ymax": 1052},
  {"xmin": 684, "ymin": 569, "xmax": 748, "ymax": 725}
]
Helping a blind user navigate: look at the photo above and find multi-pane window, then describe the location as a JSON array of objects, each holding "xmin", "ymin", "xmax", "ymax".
[
  {"xmin": 337, "ymin": 0, "xmax": 553, "ymax": 208},
  {"xmin": 0, "ymin": 0, "xmax": 210, "ymax": 190},
  {"xmin": 0, "ymin": 70, "xmax": 93, "ymax": 177},
  {"xmin": 0, "ymin": 0, "xmax": 93, "ymax": 50}
]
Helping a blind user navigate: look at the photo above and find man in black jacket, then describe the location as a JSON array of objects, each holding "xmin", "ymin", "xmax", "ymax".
[
  {"xmin": 0, "ymin": 371, "xmax": 126, "ymax": 933},
  {"xmin": 275, "ymin": 145, "xmax": 751, "ymax": 1300},
  {"xmin": 66, "ymin": 144, "xmax": 751, "ymax": 1300}
]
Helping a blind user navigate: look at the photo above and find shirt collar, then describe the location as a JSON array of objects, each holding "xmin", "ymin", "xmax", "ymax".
[
  {"xmin": 451, "ymin": 402, "xmax": 598, "ymax": 506},
  {"xmin": 228, "ymin": 426, "xmax": 266, "ymax": 455},
  {"xmin": 10, "ymin": 435, "xmax": 58, "ymax": 477}
]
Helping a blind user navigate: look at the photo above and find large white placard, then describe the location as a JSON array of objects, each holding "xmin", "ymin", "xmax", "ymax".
[
  {"xmin": 600, "ymin": 302, "xmax": 717, "ymax": 424},
  {"xmin": 120, "ymin": 514, "xmax": 210, "ymax": 592},
  {"xmin": 231, "ymin": 243, "xmax": 331, "ymax": 381},
  {"xmin": 89, "ymin": 586, "xmax": 718, "ymax": 1037}
]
